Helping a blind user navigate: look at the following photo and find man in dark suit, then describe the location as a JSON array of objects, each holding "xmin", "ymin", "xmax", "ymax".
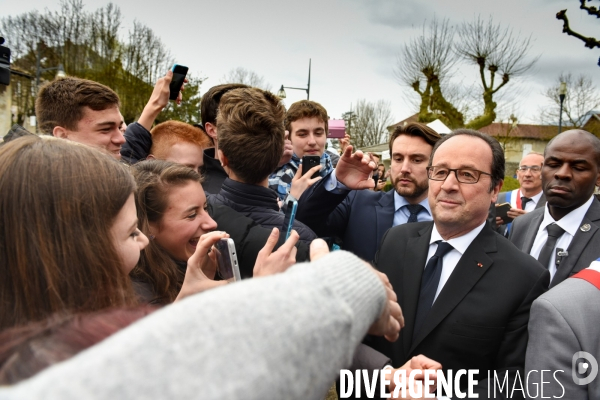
[
  {"xmin": 491, "ymin": 152, "xmax": 546, "ymax": 236},
  {"xmin": 370, "ymin": 130, "xmax": 549, "ymax": 398},
  {"xmin": 296, "ymin": 122, "xmax": 441, "ymax": 262},
  {"xmin": 509, "ymin": 129, "xmax": 600, "ymax": 287}
]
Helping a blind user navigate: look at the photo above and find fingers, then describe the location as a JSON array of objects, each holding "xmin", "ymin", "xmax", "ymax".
[
  {"xmin": 292, "ymin": 164, "xmax": 303, "ymax": 181},
  {"xmin": 256, "ymin": 228, "xmax": 280, "ymax": 263},
  {"xmin": 310, "ymin": 238, "xmax": 330, "ymax": 261},
  {"xmin": 284, "ymin": 130, "xmax": 289, "ymax": 140},
  {"xmin": 189, "ymin": 231, "xmax": 229, "ymax": 267},
  {"xmin": 280, "ymin": 229, "xmax": 300, "ymax": 253},
  {"xmin": 411, "ymin": 355, "xmax": 443, "ymax": 372},
  {"xmin": 308, "ymin": 164, "xmax": 321, "ymax": 175}
]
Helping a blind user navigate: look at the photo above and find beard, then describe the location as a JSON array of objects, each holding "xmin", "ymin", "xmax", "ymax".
[{"xmin": 394, "ymin": 175, "xmax": 429, "ymax": 200}]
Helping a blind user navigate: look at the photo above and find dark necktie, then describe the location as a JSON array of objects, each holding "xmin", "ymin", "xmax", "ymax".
[
  {"xmin": 521, "ymin": 197, "xmax": 532, "ymax": 210},
  {"xmin": 406, "ymin": 204, "xmax": 425, "ymax": 223},
  {"xmin": 413, "ymin": 241, "xmax": 454, "ymax": 337},
  {"xmin": 537, "ymin": 223, "xmax": 566, "ymax": 269}
]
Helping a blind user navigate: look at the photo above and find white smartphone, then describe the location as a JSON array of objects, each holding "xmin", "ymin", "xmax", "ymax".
[{"xmin": 214, "ymin": 238, "xmax": 241, "ymax": 282}]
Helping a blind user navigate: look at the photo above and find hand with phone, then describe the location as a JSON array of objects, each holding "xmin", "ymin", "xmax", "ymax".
[
  {"xmin": 175, "ymin": 231, "xmax": 229, "ymax": 302},
  {"xmin": 289, "ymin": 163, "xmax": 321, "ymax": 200},
  {"xmin": 138, "ymin": 69, "xmax": 188, "ymax": 131},
  {"xmin": 253, "ymin": 228, "xmax": 299, "ymax": 277},
  {"xmin": 495, "ymin": 203, "xmax": 528, "ymax": 226}
]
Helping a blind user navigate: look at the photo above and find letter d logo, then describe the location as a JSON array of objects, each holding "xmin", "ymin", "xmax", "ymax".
[{"xmin": 572, "ymin": 351, "xmax": 598, "ymax": 385}]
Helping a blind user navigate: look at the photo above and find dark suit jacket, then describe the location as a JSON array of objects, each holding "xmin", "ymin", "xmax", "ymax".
[
  {"xmin": 489, "ymin": 191, "xmax": 546, "ymax": 237},
  {"xmin": 509, "ymin": 197, "xmax": 600, "ymax": 287},
  {"xmin": 296, "ymin": 176, "xmax": 396, "ymax": 262},
  {"xmin": 370, "ymin": 221, "xmax": 549, "ymax": 398}
]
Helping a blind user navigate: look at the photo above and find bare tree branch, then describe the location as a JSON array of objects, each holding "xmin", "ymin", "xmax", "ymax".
[{"xmin": 220, "ymin": 67, "xmax": 272, "ymax": 91}]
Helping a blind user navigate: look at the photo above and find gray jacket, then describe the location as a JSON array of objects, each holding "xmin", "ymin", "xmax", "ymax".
[{"xmin": 525, "ymin": 265, "xmax": 600, "ymax": 399}]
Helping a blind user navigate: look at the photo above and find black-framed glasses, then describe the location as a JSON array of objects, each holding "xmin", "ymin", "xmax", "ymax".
[
  {"xmin": 516, "ymin": 165, "xmax": 542, "ymax": 173},
  {"xmin": 426, "ymin": 166, "xmax": 492, "ymax": 184}
]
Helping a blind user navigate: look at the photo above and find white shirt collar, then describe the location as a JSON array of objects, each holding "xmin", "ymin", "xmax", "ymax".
[
  {"xmin": 541, "ymin": 196, "xmax": 595, "ymax": 237},
  {"xmin": 430, "ymin": 221, "xmax": 487, "ymax": 255},
  {"xmin": 530, "ymin": 191, "xmax": 543, "ymax": 205},
  {"xmin": 394, "ymin": 191, "xmax": 432, "ymax": 215}
]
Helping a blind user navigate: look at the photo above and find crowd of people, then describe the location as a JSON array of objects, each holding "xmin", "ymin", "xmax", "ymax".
[{"xmin": 0, "ymin": 69, "xmax": 599, "ymax": 400}]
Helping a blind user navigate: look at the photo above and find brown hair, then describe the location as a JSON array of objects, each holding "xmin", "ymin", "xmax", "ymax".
[
  {"xmin": 36, "ymin": 77, "xmax": 120, "ymax": 134},
  {"xmin": 0, "ymin": 307, "xmax": 155, "ymax": 384},
  {"xmin": 150, "ymin": 120, "xmax": 213, "ymax": 159},
  {"xmin": 388, "ymin": 122, "xmax": 441, "ymax": 154},
  {"xmin": 0, "ymin": 136, "xmax": 138, "ymax": 331},
  {"xmin": 217, "ymin": 88, "xmax": 286, "ymax": 184},
  {"xmin": 200, "ymin": 83, "xmax": 249, "ymax": 128},
  {"xmin": 131, "ymin": 160, "xmax": 204, "ymax": 304},
  {"xmin": 285, "ymin": 100, "xmax": 329, "ymax": 134}
]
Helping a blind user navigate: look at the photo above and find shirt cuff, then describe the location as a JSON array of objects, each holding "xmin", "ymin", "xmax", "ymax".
[{"xmin": 325, "ymin": 169, "xmax": 350, "ymax": 193}]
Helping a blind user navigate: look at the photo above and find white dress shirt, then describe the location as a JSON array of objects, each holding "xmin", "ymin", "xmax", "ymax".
[
  {"xmin": 523, "ymin": 191, "xmax": 543, "ymax": 212},
  {"xmin": 428, "ymin": 221, "xmax": 486, "ymax": 301},
  {"xmin": 530, "ymin": 196, "xmax": 595, "ymax": 279}
]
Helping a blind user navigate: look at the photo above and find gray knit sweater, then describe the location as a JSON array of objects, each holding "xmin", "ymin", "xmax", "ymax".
[{"xmin": 1, "ymin": 251, "xmax": 386, "ymax": 400}]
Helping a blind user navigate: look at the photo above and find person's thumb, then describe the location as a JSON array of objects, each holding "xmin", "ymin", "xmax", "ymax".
[{"xmin": 310, "ymin": 238, "xmax": 330, "ymax": 261}]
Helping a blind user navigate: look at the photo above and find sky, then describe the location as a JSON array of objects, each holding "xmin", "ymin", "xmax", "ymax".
[{"xmin": 3, "ymin": 0, "xmax": 600, "ymax": 125}]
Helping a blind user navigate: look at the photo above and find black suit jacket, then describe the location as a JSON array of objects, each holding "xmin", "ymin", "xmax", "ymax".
[
  {"xmin": 296, "ymin": 175, "xmax": 396, "ymax": 262},
  {"xmin": 370, "ymin": 221, "xmax": 549, "ymax": 398},
  {"xmin": 509, "ymin": 197, "xmax": 600, "ymax": 287}
]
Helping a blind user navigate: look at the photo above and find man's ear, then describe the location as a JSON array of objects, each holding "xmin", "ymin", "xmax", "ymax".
[
  {"xmin": 217, "ymin": 149, "xmax": 228, "ymax": 167},
  {"xmin": 490, "ymin": 179, "xmax": 503, "ymax": 203},
  {"xmin": 204, "ymin": 122, "xmax": 218, "ymax": 141},
  {"xmin": 52, "ymin": 126, "xmax": 69, "ymax": 139},
  {"xmin": 147, "ymin": 154, "xmax": 156, "ymax": 160}
]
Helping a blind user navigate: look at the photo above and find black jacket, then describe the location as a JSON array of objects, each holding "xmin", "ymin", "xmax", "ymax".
[
  {"xmin": 209, "ymin": 178, "xmax": 317, "ymax": 244},
  {"xmin": 121, "ymin": 122, "xmax": 152, "ymax": 164},
  {"xmin": 201, "ymin": 148, "xmax": 228, "ymax": 194}
]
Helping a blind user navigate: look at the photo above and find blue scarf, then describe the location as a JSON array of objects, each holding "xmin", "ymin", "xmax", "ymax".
[{"xmin": 290, "ymin": 152, "xmax": 333, "ymax": 177}]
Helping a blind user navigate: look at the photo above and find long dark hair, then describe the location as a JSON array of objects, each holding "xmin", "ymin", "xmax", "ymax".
[{"xmin": 0, "ymin": 136, "xmax": 138, "ymax": 331}]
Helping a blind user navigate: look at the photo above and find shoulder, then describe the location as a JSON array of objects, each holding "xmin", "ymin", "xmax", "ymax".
[
  {"xmin": 512, "ymin": 207, "xmax": 544, "ymax": 228},
  {"xmin": 491, "ymin": 228, "xmax": 547, "ymax": 276},
  {"xmin": 384, "ymin": 220, "xmax": 431, "ymax": 240}
]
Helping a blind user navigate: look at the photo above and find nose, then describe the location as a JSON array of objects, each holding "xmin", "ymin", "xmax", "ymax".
[
  {"xmin": 201, "ymin": 213, "xmax": 218, "ymax": 232},
  {"xmin": 440, "ymin": 169, "xmax": 460, "ymax": 192},
  {"xmin": 138, "ymin": 231, "xmax": 150, "ymax": 250},
  {"xmin": 554, "ymin": 164, "xmax": 572, "ymax": 181},
  {"xmin": 113, "ymin": 128, "xmax": 126, "ymax": 145},
  {"xmin": 307, "ymin": 133, "xmax": 317, "ymax": 146},
  {"xmin": 400, "ymin": 159, "xmax": 411, "ymax": 174}
]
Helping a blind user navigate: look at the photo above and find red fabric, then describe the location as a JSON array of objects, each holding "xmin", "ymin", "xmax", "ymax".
[{"xmin": 572, "ymin": 269, "xmax": 600, "ymax": 290}]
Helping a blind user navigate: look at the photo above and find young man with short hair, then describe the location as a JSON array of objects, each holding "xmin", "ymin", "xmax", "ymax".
[
  {"xmin": 211, "ymin": 88, "xmax": 316, "ymax": 242},
  {"xmin": 268, "ymin": 100, "xmax": 334, "ymax": 201},
  {"xmin": 36, "ymin": 77, "xmax": 125, "ymax": 159}
]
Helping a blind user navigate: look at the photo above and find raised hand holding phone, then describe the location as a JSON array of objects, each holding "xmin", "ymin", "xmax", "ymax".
[
  {"xmin": 214, "ymin": 238, "xmax": 241, "ymax": 282},
  {"xmin": 169, "ymin": 64, "xmax": 188, "ymax": 101}
]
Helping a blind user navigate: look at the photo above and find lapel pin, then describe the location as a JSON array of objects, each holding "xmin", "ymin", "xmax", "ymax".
[
  {"xmin": 477, "ymin": 263, "xmax": 483, "ymax": 268},
  {"xmin": 580, "ymin": 224, "xmax": 591, "ymax": 232}
]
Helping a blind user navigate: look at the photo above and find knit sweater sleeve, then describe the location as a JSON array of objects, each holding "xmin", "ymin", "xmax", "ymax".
[{"xmin": 3, "ymin": 251, "xmax": 386, "ymax": 400}]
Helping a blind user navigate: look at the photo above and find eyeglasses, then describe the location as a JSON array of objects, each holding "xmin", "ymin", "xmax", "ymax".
[
  {"xmin": 426, "ymin": 166, "xmax": 492, "ymax": 184},
  {"xmin": 517, "ymin": 165, "xmax": 542, "ymax": 172}
]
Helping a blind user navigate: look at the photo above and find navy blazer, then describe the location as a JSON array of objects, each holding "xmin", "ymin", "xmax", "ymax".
[{"xmin": 296, "ymin": 175, "xmax": 396, "ymax": 262}]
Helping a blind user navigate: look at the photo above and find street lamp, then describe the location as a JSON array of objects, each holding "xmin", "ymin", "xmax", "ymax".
[
  {"xmin": 35, "ymin": 43, "xmax": 66, "ymax": 87},
  {"xmin": 277, "ymin": 59, "xmax": 311, "ymax": 100},
  {"xmin": 558, "ymin": 81, "xmax": 567, "ymax": 133}
]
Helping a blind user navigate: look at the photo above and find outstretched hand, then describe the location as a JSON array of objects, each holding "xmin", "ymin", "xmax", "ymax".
[
  {"xmin": 253, "ymin": 228, "xmax": 299, "ymax": 277},
  {"xmin": 335, "ymin": 145, "xmax": 377, "ymax": 190},
  {"xmin": 368, "ymin": 269, "xmax": 404, "ymax": 342},
  {"xmin": 175, "ymin": 231, "xmax": 228, "ymax": 301}
]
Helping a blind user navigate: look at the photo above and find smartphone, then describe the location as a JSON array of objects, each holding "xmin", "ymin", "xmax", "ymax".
[
  {"xmin": 214, "ymin": 238, "xmax": 241, "ymax": 282},
  {"xmin": 495, "ymin": 202, "xmax": 513, "ymax": 224},
  {"xmin": 280, "ymin": 199, "xmax": 298, "ymax": 241},
  {"xmin": 169, "ymin": 64, "xmax": 188, "ymax": 101},
  {"xmin": 301, "ymin": 155, "xmax": 321, "ymax": 179}
]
